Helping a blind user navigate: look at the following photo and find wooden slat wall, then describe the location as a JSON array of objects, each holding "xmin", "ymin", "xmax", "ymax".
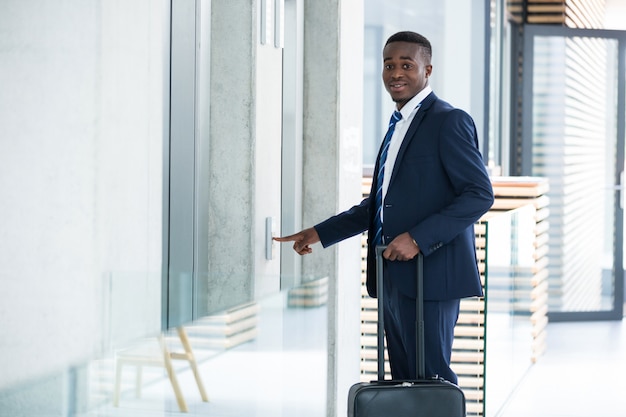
[
  {"xmin": 454, "ymin": 224, "xmax": 487, "ymax": 416},
  {"xmin": 184, "ymin": 302, "xmax": 259, "ymax": 349},
  {"xmin": 506, "ymin": 0, "xmax": 606, "ymax": 28},
  {"xmin": 490, "ymin": 177, "xmax": 550, "ymax": 361}
]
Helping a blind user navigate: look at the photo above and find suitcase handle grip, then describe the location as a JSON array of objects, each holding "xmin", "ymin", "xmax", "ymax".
[{"xmin": 375, "ymin": 245, "xmax": 425, "ymax": 380}]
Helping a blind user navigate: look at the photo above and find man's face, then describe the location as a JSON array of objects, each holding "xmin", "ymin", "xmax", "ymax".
[{"xmin": 382, "ymin": 41, "xmax": 432, "ymax": 109}]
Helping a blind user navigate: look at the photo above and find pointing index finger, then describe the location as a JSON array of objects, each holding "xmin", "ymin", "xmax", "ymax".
[{"xmin": 273, "ymin": 235, "xmax": 297, "ymax": 242}]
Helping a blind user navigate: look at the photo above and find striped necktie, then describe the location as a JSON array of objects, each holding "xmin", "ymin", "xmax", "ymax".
[{"xmin": 372, "ymin": 110, "xmax": 402, "ymax": 246}]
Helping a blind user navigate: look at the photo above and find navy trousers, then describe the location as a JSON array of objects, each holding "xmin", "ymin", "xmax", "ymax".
[{"xmin": 382, "ymin": 276, "xmax": 461, "ymax": 384}]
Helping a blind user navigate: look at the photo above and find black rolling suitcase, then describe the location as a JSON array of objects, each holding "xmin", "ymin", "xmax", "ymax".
[{"xmin": 347, "ymin": 246, "xmax": 466, "ymax": 417}]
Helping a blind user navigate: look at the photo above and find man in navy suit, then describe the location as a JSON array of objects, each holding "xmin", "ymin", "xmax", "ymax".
[{"xmin": 275, "ymin": 31, "xmax": 494, "ymax": 384}]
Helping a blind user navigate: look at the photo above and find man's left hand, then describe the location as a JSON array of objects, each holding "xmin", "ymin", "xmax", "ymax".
[{"xmin": 383, "ymin": 232, "xmax": 420, "ymax": 261}]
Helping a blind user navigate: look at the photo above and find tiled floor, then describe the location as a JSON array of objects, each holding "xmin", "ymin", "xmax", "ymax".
[{"xmin": 498, "ymin": 320, "xmax": 626, "ymax": 417}]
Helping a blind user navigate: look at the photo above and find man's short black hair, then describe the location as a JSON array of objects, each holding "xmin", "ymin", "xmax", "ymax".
[{"xmin": 385, "ymin": 31, "xmax": 432, "ymax": 62}]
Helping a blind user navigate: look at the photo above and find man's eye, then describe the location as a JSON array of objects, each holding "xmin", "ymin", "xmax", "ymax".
[{"xmin": 403, "ymin": 64, "xmax": 412, "ymax": 69}]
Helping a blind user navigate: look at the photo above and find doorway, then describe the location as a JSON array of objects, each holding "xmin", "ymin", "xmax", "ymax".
[{"xmin": 520, "ymin": 25, "xmax": 626, "ymax": 321}]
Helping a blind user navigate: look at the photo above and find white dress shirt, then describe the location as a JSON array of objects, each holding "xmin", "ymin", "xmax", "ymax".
[{"xmin": 381, "ymin": 85, "xmax": 432, "ymax": 222}]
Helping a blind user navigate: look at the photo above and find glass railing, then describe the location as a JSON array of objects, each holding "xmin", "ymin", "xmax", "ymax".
[
  {"xmin": 484, "ymin": 204, "xmax": 538, "ymax": 417},
  {"xmin": 0, "ymin": 205, "xmax": 542, "ymax": 417},
  {"xmin": 0, "ymin": 279, "xmax": 329, "ymax": 417}
]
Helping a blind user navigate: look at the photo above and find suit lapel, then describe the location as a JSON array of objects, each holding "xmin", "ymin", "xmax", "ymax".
[{"xmin": 387, "ymin": 92, "xmax": 437, "ymax": 188}]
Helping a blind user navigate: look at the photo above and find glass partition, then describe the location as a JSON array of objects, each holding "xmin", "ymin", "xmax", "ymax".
[
  {"xmin": 0, "ymin": 1, "xmax": 167, "ymax": 414},
  {"xmin": 522, "ymin": 26, "xmax": 625, "ymax": 320},
  {"xmin": 106, "ymin": 283, "xmax": 327, "ymax": 416},
  {"xmin": 484, "ymin": 204, "xmax": 537, "ymax": 417},
  {"xmin": 0, "ymin": 279, "xmax": 328, "ymax": 416},
  {"xmin": 1, "ymin": 205, "xmax": 540, "ymax": 416}
]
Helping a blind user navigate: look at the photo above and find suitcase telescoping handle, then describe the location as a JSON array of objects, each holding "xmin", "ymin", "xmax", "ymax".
[{"xmin": 375, "ymin": 245, "xmax": 425, "ymax": 381}]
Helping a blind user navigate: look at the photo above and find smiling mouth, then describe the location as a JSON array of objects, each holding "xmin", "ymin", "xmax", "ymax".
[{"xmin": 389, "ymin": 83, "xmax": 406, "ymax": 91}]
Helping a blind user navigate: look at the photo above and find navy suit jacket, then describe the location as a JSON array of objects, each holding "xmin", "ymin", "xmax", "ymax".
[{"xmin": 315, "ymin": 92, "xmax": 494, "ymax": 301}]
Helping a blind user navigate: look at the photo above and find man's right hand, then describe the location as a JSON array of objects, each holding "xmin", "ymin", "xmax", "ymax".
[{"xmin": 273, "ymin": 227, "xmax": 320, "ymax": 255}]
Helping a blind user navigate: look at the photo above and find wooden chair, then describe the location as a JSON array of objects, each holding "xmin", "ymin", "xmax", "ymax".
[{"xmin": 113, "ymin": 326, "xmax": 208, "ymax": 412}]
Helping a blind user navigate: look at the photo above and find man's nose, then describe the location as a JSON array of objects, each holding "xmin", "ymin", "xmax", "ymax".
[{"xmin": 390, "ymin": 69, "xmax": 403, "ymax": 79}]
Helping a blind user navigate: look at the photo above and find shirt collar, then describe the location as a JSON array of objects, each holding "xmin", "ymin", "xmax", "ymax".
[{"xmin": 397, "ymin": 85, "xmax": 433, "ymax": 119}]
